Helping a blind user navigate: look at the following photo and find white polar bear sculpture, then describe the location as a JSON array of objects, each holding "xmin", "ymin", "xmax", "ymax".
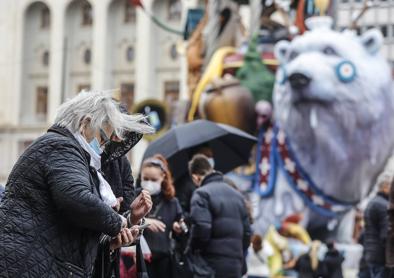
[{"xmin": 252, "ymin": 17, "xmax": 394, "ymax": 239}]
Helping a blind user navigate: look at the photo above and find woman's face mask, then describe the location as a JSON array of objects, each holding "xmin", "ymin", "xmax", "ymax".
[
  {"xmin": 141, "ymin": 180, "xmax": 162, "ymax": 195},
  {"xmin": 141, "ymin": 166, "xmax": 164, "ymax": 195},
  {"xmin": 89, "ymin": 138, "xmax": 103, "ymax": 155}
]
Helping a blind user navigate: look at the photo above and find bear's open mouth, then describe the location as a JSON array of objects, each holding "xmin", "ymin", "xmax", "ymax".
[
  {"xmin": 289, "ymin": 86, "xmax": 332, "ymax": 106},
  {"xmin": 289, "ymin": 99, "xmax": 336, "ymax": 130},
  {"xmin": 292, "ymin": 97, "xmax": 330, "ymax": 107}
]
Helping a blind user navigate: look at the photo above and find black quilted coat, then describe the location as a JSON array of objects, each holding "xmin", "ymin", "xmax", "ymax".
[
  {"xmin": 363, "ymin": 192, "xmax": 389, "ymax": 266},
  {"xmin": 0, "ymin": 125, "xmax": 123, "ymax": 278},
  {"xmin": 190, "ymin": 172, "xmax": 252, "ymax": 278}
]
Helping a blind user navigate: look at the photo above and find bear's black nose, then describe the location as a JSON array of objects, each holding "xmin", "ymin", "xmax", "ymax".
[{"xmin": 288, "ymin": 73, "xmax": 311, "ymax": 90}]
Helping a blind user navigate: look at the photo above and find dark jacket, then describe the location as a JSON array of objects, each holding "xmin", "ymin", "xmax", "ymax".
[
  {"xmin": 102, "ymin": 156, "xmax": 135, "ymax": 215},
  {"xmin": 0, "ymin": 184, "xmax": 4, "ymax": 201},
  {"xmin": 190, "ymin": 172, "xmax": 252, "ymax": 277},
  {"xmin": 294, "ymin": 254, "xmax": 327, "ymax": 278},
  {"xmin": 0, "ymin": 125, "xmax": 122, "ymax": 278},
  {"xmin": 174, "ymin": 174, "xmax": 196, "ymax": 218},
  {"xmin": 387, "ymin": 184, "xmax": 394, "ymax": 267},
  {"xmin": 93, "ymin": 137, "xmax": 139, "ymax": 278},
  {"xmin": 144, "ymin": 194, "xmax": 183, "ymax": 258},
  {"xmin": 364, "ymin": 192, "xmax": 389, "ymax": 266},
  {"xmin": 323, "ymin": 249, "xmax": 344, "ymax": 278}
]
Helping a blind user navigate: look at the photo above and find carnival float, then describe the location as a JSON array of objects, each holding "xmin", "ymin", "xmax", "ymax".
[{"xmin": 126, "ymin": 0, "xmax": 394, "ymax": 275}]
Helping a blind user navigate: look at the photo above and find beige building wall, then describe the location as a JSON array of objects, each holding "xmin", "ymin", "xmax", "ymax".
[
  {"xmin": 0, "ymin": 0, "xmax": 190, "ymax": 183},
  {"xmin": 337, "ymin": 0, "xmax": 394, "ymax": 62}
]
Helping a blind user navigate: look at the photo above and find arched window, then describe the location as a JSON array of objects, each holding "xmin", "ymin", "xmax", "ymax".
[
  {"xmin": 168, "ymin": 0, "xmax": 181, "ymax": 21},
  {"xmin": 124, "ymin": 1, "xmax": 136, "ymax": 23},
  {"xmin": 41, "ymin": 6, "xmax": 50, "ymax": 29},
  {"xmin": 82, "ymin": 2, "xmax": 93, "ymax": 26}
]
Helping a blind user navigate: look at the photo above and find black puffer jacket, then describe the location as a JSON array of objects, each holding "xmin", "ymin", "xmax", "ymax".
[
  {"xmin": 0, "ymin": 125, "xmax": 122, "ymax": 278},
  {"xmin": 190, "ymin": 172, "xmax": 251, "ymax": 277},
  {"xmin": 0, "ymin": 184, "xmax": 4, "ymax": 201},
  {"xmin": 93, "ymin": 156, "xmax": 136, "ymax": 278},
  {"xmin": 102, "ymin": 156, "xmax": 135, "ymax": 214},
  {"xmin": 323, "ymin": 249, "xmax": 344, "ymax": 278},
  {"xmin": 174, "ymin": 174, "xmax": 196, "ymax": 218},
  {"xmin": 364, "ymin": 192, "xmax": 389, "ymax": 265}
]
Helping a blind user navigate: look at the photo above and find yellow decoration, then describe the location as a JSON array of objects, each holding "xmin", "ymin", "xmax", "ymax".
[
  {"xmin": 265, "ymin": 226, "xmax": 288, "ymax": 277},
  {"xmin": 187, "ymin": 47, "xmax": 236, "ymax": 122},
  {"xmin": 283, "ymin": 223, "xmax": 311, "ymax": 244},
  {"xmin": 314, "ymin": 0, "xmax": 330, "ymax": 16}
]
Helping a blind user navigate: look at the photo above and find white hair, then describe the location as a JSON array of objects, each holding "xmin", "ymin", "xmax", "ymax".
[
  {"xmin": 376, "ymin": 172, "xmax": 392, "ymax": 190},
  {"xmin": 54, "ymin": 90, "xmax": 154, "ymax": 138}
]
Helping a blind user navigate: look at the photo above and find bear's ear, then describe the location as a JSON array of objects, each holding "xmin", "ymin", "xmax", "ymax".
[
  {"xmin": 360, "ymin": 29, "xmax": 383, "ymax": 55},
  {"xmin": 274, "ymin": 40, "xmax": 290, "ymax": 64}
]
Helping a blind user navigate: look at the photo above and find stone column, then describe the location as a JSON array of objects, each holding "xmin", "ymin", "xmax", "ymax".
[
  {"xmin": 12, "ymin": 1, "xmax": 26, "ymax": 126},
  {"xmin": 48, "ymin": 1, "xmax": 66, "ymax": 123},
  {"xmin": 92, "ymin": 0, "xmax": 112, "ymax": 90},
  {"xmin": 132, "ymin": 0, "xmax": 154, "ymax": 169},
  {"xmin": 134, "ymin": 0, "xmax": 155, "ymax": 102}
]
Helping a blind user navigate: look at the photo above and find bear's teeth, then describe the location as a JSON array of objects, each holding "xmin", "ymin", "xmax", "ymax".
[{"xmin": 310, "ymin": 107, "xmax": 318, "ymax": 128}]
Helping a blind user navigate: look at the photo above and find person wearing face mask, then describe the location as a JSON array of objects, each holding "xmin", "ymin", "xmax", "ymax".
[
  {"xmin": 0, "ymin": 91, "xmax": 154, "ymax": 278},
  {"xmin": 92, "ymin": 114, "xmax": 148, "ymax": 278},
  {"xmin": 139, "ymin": 154, "xmax": 185, "ymax": 278}
]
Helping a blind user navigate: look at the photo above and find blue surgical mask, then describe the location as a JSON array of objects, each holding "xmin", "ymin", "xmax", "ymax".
[
  {"xmin": 207, "ymin": 158, "xmax": 215, "ymax": 168},
  {"xmin": 89, "ymin": 138, "xmax": 103, "ymax": 155}
]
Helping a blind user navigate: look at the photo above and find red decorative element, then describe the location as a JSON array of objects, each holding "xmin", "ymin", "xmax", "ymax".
[
  {"xmin": 295, "ymin": 0, "xmax": 306, "ymax": 34},
  {"xmin": 258, "ymin": 126, "xmax": 273, "ymax": 191},
  {"xmin": 130, "ymin": 0, "xmax": 143, "ymax": 8}
]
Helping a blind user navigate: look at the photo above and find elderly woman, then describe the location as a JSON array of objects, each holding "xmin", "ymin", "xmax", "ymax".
[{"xmin": 0, "ymin": 91, "xmax": 154, "ymax": 277}]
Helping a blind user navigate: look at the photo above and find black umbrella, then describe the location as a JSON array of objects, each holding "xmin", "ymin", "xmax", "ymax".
[{"xmin": 143, "ymin": 120, "xmax": 257, "ymax": 180}]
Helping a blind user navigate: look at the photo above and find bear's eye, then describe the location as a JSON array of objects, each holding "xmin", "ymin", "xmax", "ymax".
[
  {"xmin": 288, "ymin": 50, "xmax": 299, "ymax": 61},
  {"xmin": 322, "ymin": 46, "xmax": 338, "ymax": 56}
]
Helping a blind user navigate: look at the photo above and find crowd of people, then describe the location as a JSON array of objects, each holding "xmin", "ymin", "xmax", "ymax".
[{"xmin": 0, "ymin": 91, "xmax": 393, "ymax": 278}]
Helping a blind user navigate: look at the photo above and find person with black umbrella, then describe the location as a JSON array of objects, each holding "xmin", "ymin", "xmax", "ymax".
[
  {"xmin": 143, "ymin": 120, "xmax": 256, "ymax": 218},
  {"xmin": 175, "ymin": 143, "xmax": 215, "ymax": 218}
]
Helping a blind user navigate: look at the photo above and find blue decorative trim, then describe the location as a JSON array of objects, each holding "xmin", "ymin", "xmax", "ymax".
[
  {"xmin": 274, "ymin": 143, "xmax": 335, "ymax": 217},
  {"xmin": 277, "ymin": 66, "xmax": 287, "ymax": 85},
  {"xmin": 283, "ymin": 133, "xmax": 355, "ymax": 206},
  {"xmin": 273, "ymin": 126, "xmax": 354, "ymax": 217},
  {"xmin": 254, "ymin": 125, "xmax": 354, "ymax": 217}
]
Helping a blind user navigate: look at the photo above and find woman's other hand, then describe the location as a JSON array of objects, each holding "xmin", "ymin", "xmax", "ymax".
[
  {"xmin": 145, "ymin": 218, "xmax": 166, "ymax": 233},
  {"xmin": 129, "ymin": 190, "xmax": 152, "ymax": 225},
  {"xmin": 110, "ymin": 227, "xmax": 138, "ymax": 250}
]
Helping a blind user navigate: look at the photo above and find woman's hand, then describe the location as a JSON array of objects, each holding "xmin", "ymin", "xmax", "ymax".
[
  {"xmin": 110, "ymin": 226, "xmax": 139, "ymax": 250},
  {"xmin": 172, "ymin": 221, "xmax": 182, "ymax": 235},
  {"xmin": 129, "ymin": 190, "xmax": 153, "ymax": 225},
  {"xmin": 145, "ymin": 218, "xmax": 166, "ymax": 233}
]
